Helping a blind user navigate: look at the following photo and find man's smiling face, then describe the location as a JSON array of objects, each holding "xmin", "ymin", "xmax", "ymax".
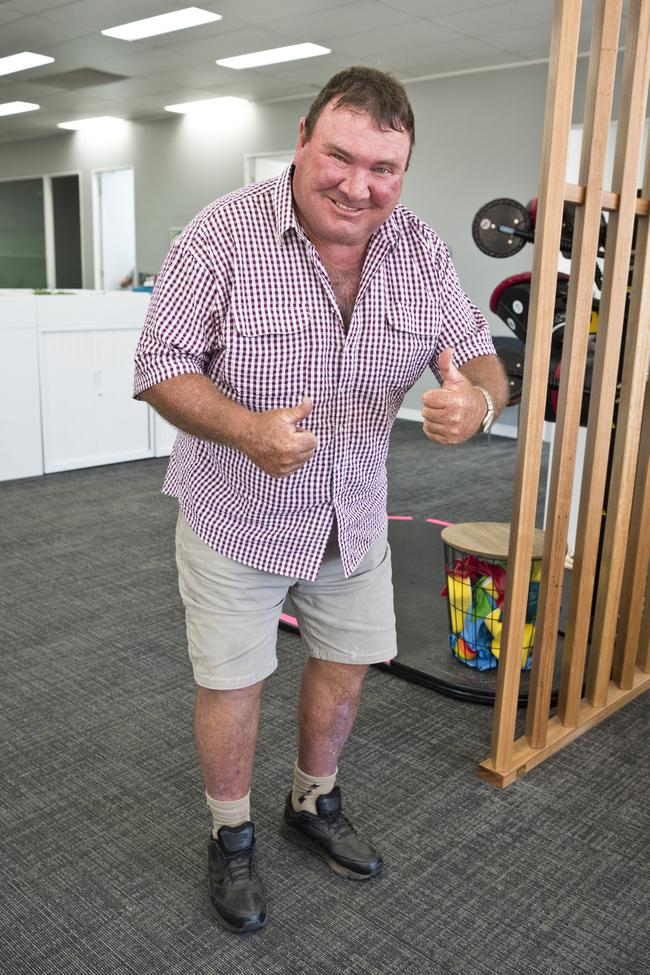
[{"xmin": 291, "ymin": 98, "xmax": 411, "ymax": 252}]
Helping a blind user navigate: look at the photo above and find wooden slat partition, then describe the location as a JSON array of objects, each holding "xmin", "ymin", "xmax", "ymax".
[
  {"xmin": 593, "ymin": 122, "xmax": 650, "ymax": 696},
  {"xmin": 525, "ymin": 0, "xmax": 622, "ymax": 749},
  {"xmin": 571, "ymin": 0, "xmax": 650, "ymax": 713},
  {"xmin": 478, "ymin": 0, "xmax": 650, "ymax": 787},
  {"xmin": 483, "ymin": 0, "xmax": 582, "ymax": 775}
]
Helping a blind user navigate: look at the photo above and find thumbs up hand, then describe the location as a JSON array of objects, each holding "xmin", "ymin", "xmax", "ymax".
[
  {"xmin": 241, "ymin": 395, "xmax": 319, "ymax": 477},
  {"xmin": 421, "ymin": 347, "xmax": 487, "ymax": 445}
]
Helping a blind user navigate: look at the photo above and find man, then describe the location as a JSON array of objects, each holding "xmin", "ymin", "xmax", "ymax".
[{"xmin": 134, "ymin": 66, "xmax": 508, "ymax": 934}]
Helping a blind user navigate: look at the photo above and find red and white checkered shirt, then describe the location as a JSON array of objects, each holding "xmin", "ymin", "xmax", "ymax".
[{"xmin": 134, "ymin": 166, "xmax": 495, "ymax": 580}]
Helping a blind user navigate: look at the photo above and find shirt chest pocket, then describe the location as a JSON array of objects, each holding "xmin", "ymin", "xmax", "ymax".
[
  {"xmin": 221, "ymin": 306, "xmax": 312, "ymax": 410},
  {"xmin": 381, "ymin": 302, "xmax": 437, "ymax": 391},
  {"xmin": 228, "ymin": 306, "xmax": 309, "ymax": 339}
]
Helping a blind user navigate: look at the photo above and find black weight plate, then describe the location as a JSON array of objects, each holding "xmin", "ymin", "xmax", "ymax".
[{"xmin": 472, "ymin": 198, "xmax": 531, "ymax": 258}]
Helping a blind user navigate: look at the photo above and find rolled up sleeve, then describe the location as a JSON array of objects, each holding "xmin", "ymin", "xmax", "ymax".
[
  {"xmin": 431, "ymin": 244, "xmax": 496, "ymax": 382},
  {"xmin": 133, "ymin": 244, "xmax": 220, "ymax": 397}
]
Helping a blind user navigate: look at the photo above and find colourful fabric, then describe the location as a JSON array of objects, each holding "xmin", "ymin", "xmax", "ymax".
[
  {"xmin": 133, "ymin": 165, "xmax": 496, "ymax": 581},
  {"xmin": 444, "ymin": 556, "xmax": 539, "ymax": 671}
]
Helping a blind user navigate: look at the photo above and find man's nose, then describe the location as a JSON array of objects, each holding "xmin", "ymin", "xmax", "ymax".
[{"xmin": 341, "ymin": 167, "xmax": 370, "ymax": 201}]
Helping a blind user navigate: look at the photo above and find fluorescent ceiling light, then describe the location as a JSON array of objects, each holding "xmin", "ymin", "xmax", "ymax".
[
  {"xmin": 165, "ymin": 95, "xmax": 249, "ymax": 114},
  {"xmin": 0, "ymin": 52, "xmax": 54, "ymax": 77},
  {"xmin": 0, "ymin": 101, "xmax": 40, "ymax": 117},
  {"xmin": 102, "ymin": 7, "xmax": 222, "ymax": 41},
  {"xmin": 57, "ymin": 116, "xmax": 126, "ymax": 130},
  {"xmin": 216, "ymin": 42, "xmax": 330, "ymax": 70}
]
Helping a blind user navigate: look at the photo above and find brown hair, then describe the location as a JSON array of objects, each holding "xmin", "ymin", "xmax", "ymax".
[{"xmin": 303, "ymin": 66, "xmax": 415, "ymax": 165}]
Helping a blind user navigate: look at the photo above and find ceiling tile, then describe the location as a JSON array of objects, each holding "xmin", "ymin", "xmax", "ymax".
[
  {"xmin": 271, "ymin": 1, "xmax": 415, "ymax": 40},
  {"xmin": 35, "ymin": 0, "xmax": 189, "ymax": 32},
  {"xmin": 0, "ymin": 14, "xmax": 89, "ymax": 52},
  {"xmin": 430, "ymin": 0, "xmax": 563, "ymax": 36},
  {"xmin": 377, "ymin": 0, "xmax": 510, "ymax": 18},
  {"xmin": 326, "ymin": 19, "xmax": 462, "ymax": 58}
]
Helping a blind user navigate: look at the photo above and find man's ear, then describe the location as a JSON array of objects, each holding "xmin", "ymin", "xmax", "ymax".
[{"xmin": 295, "ymin": 117, "xmax": 308, "ymax": 153}]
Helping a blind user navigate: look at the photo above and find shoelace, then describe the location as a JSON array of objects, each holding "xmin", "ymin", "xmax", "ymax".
[
  {"xmin": 224, "ymin": 850, "xmax": 255, "ymax": 883},
  {"xmin": 323, "ymin": 811, "xmax": 357, "ymax": 839}
]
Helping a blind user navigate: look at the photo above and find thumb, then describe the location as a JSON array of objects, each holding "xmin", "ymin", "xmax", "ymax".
[
  {"xmin": 437, "ymin": 347, "xmax": 463, "ymax": 385},
  {"xmin": 283, "ymin": 395, "xmax": 313, "ymax": 425}
]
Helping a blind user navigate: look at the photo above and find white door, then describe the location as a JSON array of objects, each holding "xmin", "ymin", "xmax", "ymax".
[{"xmin": 93, "ymin": 168, "xmax": 136, "ymax": 290}]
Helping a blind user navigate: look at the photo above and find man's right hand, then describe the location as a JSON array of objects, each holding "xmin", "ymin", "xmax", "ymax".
[{"xmin": 241, "ymin": 396, "xmax": 318, "ymax": 478}]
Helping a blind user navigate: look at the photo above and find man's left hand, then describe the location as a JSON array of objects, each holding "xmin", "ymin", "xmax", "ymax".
[{"xmin": 421, "ymin": 347, "xmax": 486, "ymax": 445}]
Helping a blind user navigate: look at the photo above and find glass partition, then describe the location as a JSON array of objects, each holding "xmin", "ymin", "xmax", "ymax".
[{"xmin": 0, "ymin": 178, "xmax": 47, "ymax": 288}]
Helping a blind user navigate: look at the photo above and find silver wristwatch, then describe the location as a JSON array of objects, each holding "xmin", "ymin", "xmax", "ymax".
[{"xmin": 476, "ymin": 386, "xmax": 495, "ymax": 433}]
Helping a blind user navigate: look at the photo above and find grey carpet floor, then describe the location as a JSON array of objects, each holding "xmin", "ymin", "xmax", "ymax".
[{"xmin": 1, "ymin": 422, "xmax": 648, "ymax": 975}]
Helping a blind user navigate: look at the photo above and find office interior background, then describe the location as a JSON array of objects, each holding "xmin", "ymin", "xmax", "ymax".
[{"xmin": 1, "ymin": 1, "xmax": 648, "ymax": 973}]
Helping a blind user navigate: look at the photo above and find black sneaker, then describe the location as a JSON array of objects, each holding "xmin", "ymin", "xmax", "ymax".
[
  {"xmin": 281, "ymin": 786, "xmax": 382, "ymax": 881},
  {"xmin": 207, "ymin": 822, "xmax": 267, "ymax": 932}
]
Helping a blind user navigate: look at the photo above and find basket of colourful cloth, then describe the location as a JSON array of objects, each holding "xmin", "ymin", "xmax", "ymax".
[{"xmin": 440, "ymin": 523, "xmax": 544, "ymax": 672}]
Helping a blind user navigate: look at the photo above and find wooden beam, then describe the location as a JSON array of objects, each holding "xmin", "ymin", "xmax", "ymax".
[
  {"xmin": 527, "ymin": 0, "xmax": 622, "ymax": 747},
  {"xmin": 564, "ymin": 182, "xmax": 650, "ymax": 215},
  {"xmin": 478, "ymin": 669, "xmax": 650, "ymax": 787},
  {"xmin": 488, "ymin": 0, "xmax": 582, "ymax": 772}
]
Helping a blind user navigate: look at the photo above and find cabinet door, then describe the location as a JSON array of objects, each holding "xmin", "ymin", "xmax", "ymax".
[
  {"xmin": 0, "ymin": 323, "xmax": 43, "ymax": 480},
  {"xmin": 39, "ymin": 326, "xmax": 153, "ymax": 473}
]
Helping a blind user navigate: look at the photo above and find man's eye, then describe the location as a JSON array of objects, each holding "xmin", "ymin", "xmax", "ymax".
[
  {"xmin": 330, "ymin": 152, "xmax": 346, "ymax": 161},
  {"xmin": 374, "ymin": 167, "xmax": 392, "ymax": 176}
]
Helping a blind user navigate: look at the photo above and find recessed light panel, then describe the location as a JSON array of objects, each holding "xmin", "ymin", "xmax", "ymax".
[
  {"xmin": 57, "ymin": 116, "xmax": 126, "ymax": 130},
  {"xmin": 0, "ymin": 52, "xmax": 54, "ymax": 77},
  {"xmin": 216, "ymin": 43, "xmax": 330, "ymax": 70},
  {"xmin": 165, "ymin": 96, "xmax": 249, "ymax": 114},
  {"xmin": 102, "ymin": 7, "xmax": 222, "ymax": 41},
  {"xmin": 0, "ymin": 101, "xmax": 40, "ymax": 117}
]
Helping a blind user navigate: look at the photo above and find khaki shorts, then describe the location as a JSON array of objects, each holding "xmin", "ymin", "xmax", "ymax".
[{"xmin": 175, "ymin": 512, "xmax": 397, "ymax": 689}]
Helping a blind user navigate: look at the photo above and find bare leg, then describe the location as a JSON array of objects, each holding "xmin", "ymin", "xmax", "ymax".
[
  {"xmin": 297, "ymin": 658, "xmax": 369, "ymax": 776},
  {"xmin": 195, "ymin": 681, "xmax": 265, "ymax": 799}
]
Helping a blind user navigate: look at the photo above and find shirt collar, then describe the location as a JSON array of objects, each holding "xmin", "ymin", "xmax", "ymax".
[{"xmin": 273, "ymin": 164, "xmax": 300, "ymax": 241}]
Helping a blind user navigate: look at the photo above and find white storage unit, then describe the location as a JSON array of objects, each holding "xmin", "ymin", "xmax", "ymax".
[
  {"xmin": 0, "ymin": 290, "xmax": 166, "ymax": 481},
  {"xmin": 38, "ymin": 293, "xmax": 153, "ymax": 473},
  {"xmin": 0, "ymin": 293, "xmax": 43, "ymax": 480}
]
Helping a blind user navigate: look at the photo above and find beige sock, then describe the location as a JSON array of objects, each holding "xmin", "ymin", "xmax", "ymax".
[
  {"xmin": 291, "ymin": 761, "xmax": 338, "ymax": 815},
  {"xmin": 206, "ymin": 790, "xmax": 251, "ymax": 839}
]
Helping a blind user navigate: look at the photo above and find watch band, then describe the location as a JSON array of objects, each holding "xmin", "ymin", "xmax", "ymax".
[{"xmin": 476, "ymin": 386, "xmax": 495, "ymax": 433}]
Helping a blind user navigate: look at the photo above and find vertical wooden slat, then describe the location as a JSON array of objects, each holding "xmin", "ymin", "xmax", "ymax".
[
  {"xmin": 526, "ymin": 0, "xmax": 622, "ymax": 748},
  {"xmin": 559, "ymin": 0, "xmax": 650, "ymax": 722},
  {"xmin": 489, "ymin": 0, "xmax": 582, "ymax": 772},
  {"xmin": 637, "ymin": 571, "xmax": 650, "ymax": 672},
  {"xmin": 613, "ymin": 381, "xmax": 650, "ymax": 687}
]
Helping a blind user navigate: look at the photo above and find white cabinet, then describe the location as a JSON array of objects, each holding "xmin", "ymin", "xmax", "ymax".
[
  {"xmin": 38, "ymin": 293, "xmax": 153, "ymax": 473},
  {"xmin": 0, "ymin": 294, "xmax": 43, "ymax": 480},
  {"xmin": 0, "ymin": 290, "xmax": 159, "ymax": 481}
]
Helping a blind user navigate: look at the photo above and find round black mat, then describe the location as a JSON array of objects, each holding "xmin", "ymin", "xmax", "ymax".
[{"xmin": 281, "ymin": 517, "xmax": 566, "ymax": 706}]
